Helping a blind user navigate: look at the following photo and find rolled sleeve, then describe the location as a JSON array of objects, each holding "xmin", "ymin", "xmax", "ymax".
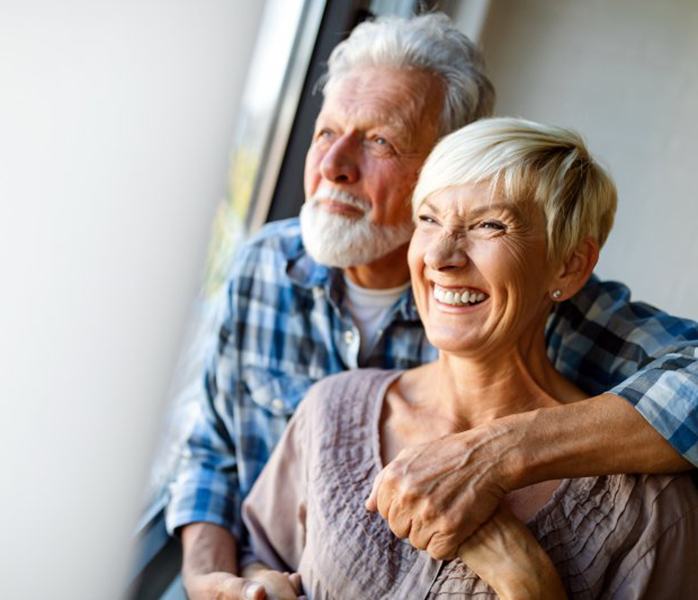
[
  {"xmin": 550, "ymin": 276, "xmax": 698, "ymax": 466},
  {"xmin": 165, "ymin": 381, "xmax": 244, "ymax": 538},
  {"xmin": 611, "ymin": 346, "xmax": 698, "ymax": 465}
]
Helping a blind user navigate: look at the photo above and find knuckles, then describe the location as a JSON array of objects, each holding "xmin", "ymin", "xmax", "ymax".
[{"xmin": 426, "ymin": 534, "xmax": 461, "ymax": 561}]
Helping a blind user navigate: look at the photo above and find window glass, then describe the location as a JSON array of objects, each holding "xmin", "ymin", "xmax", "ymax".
[{"xmin": 145, "ymin": 0, "xmax": 326, "ymax": 506}]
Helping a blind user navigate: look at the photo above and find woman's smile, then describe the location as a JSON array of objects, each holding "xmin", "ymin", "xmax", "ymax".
[{"xmin": 432, "ymin": 283, "xmax": 488, "ymax": 307}]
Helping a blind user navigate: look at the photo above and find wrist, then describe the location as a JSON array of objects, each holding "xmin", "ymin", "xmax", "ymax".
[
  {"xmin": 181, "ymin": 522, "xmax": 238, "ymax": 577},
  {"xmin": 478, "ymin": 411, "xmax": 534, "ymax": 494}
]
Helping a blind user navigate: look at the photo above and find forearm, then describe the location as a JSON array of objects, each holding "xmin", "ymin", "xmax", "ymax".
[
  {"xmin": 493, "ymin": 556, "xmax": 566, "ymax": 600},
  {"xmin": 495, "ymin": 575, "xmax": 566, "ymax": 599},
  {"xmin": 502, "ymin": 392, "xmax": 692, "ymax": 490},
  {"xmin": 458, "ymin": 506, "xmax": 566, "ymax": 600},
  {"xmin": 181, "ymin": 522, "xmax": 238, "ymax": 579}
]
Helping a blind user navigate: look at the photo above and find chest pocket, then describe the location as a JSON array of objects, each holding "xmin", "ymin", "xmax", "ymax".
[{"xmin": 243, "ymin": 366, "xmax": 316, "ymax": 417}]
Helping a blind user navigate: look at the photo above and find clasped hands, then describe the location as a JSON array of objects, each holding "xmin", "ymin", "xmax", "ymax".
[
  {"xmin": 185, "ymin": 566, "xmax": 304, "ymax": 600},
  {"xmin": 365, "ymin": 425, "xmax": 566, "ymax": 599}
]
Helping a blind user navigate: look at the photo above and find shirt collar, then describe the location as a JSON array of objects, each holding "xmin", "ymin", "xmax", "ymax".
[
  {"xmin": 283, "ymin": 233, "xmax": 334, "ymax": 289},
  {"xmin": 395, "ymin": 287, "xmax": 420, "ymax": 321}
]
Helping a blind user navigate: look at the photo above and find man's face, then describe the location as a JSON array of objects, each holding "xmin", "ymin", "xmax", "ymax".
[{"xmin": 300, "ymin": 65, "xmax": 444, "ymax": 268}]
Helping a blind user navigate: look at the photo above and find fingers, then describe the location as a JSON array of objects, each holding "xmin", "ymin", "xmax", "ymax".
[
  {"xmin": 365, "ymin": 468, "xmax": 385, "ymax": 512},
  {"xmin": 243, "ymin": 580, "xmax": 266, "ymax": 600},
  {"xmin": 387, "ymin": 498, "xmax": 413, "ymax": 539},
  {"xmin": 288, "ymin": 572, "xmax": 303, "ymax": 595},
  {"xmin": 425, "ymin": 531, "xmax": 462, "ymax": 561},
  {"xmin": 186, "ymin": 572, "xmax": 268, "ymax": 600},
  {"xmin": 231, "ymin": 578, "xmax": 266, "ymax": 600},
  {"xmin": 407, "ymin": 522, "xmax": 432, "ymax": 550}
]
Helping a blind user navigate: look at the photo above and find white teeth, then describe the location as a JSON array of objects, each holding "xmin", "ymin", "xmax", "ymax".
[{"xmin": 432, "ymin": 284, "xmax": 488, "ymax": 306}]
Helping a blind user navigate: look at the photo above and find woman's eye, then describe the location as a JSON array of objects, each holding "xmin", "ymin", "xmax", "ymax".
[
  {"xmin": 479, "ymin": 220, "xmax": 506, "ymax": 231},
  {"xmin": 418, "ymin": 215, "xmax": 437, "ymax": 225}
]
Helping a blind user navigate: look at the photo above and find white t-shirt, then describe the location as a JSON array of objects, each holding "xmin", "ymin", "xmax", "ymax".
[{"xmin": 342, "ymin": 274, "xmax": 411, "ymax": 364}]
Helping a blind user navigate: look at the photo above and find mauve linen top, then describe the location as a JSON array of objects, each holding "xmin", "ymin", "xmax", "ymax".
[{"xmin": 242, "ymin": 369, "xmax": 698, "ymax": 599}]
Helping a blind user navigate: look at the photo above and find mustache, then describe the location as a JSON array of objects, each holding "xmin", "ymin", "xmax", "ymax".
[{"xmin": 308, "ymin": 187, "xmax": 371, "ymax": 212}]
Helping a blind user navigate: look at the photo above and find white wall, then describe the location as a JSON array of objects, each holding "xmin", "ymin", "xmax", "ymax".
[
  {"xmin": 456, "ymin": 0, "xmax": 698, "ymax": 318},
  {"xmin": 0, "ymin": 1, "xmax": 265, "ymax": 597}
]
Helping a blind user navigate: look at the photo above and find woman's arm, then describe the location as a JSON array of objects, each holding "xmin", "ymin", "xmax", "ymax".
[{"xmin": 458, "ymin": 506, "xmax": 566, "ymax": 600}]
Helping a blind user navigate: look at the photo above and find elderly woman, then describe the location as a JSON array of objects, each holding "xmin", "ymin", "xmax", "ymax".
[{"xmin": 240, "ymin": 118, "xmax": 698, "ymax": 599}]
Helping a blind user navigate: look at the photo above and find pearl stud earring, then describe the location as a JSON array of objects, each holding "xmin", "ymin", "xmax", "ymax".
[{"xmin": 551, "ymin": 289, "xmax": 562, "ymax": 300}]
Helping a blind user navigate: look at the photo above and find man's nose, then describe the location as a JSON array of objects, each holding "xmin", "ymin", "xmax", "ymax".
[
  {"xmin": 320, "ymin": 134, "xmax": 359, "ymax": 184},
  {"xmin": 424, "ymin": 233, "xmax": 469, "ymax": 271}
]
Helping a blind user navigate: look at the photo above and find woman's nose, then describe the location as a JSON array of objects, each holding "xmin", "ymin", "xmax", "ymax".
[
  {"xmin": 424, "ymin": 234, "xmax": 469, "ymax": 271},
  {"xmin": 320, "ymin": 135, "xmax": 359, "ymax": 184}
]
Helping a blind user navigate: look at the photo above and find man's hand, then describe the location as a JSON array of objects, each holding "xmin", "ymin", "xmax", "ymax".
[
  {"xmin": 180, "ymin": 523, "xmax": 304, "ymax": 599},
  {"xmin": 181, "ymin": 522, "xmax": 269, "ymax": 600},
  {"xmin": 365, "ymin": 422, "xmax": 518, "ymax": 560},
  {"xmin": 365, "ymin": 392, "xmax": 691, "ymax": 562},
  {"xmin": 185, "ymin": 569, "xmax": 303, "ymax": 600}
]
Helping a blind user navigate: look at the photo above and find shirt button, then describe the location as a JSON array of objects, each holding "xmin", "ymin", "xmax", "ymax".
[
  {"xmin": 271, "ymin": 398, "xmax": 285, "ymax": 412},
  {"xmin": 343, "ymin": 330, "xmax": 355, "ymax": 344}
]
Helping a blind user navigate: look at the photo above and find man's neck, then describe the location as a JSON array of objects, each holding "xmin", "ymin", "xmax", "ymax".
[{"xmin": 343, "ymin": 243, "xmax": 410, "ymax": 289}]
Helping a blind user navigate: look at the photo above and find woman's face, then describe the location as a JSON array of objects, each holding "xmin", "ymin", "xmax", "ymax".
[{"xmin": 408, "ymin": 181, "xmax": 555, "ymax": 355}]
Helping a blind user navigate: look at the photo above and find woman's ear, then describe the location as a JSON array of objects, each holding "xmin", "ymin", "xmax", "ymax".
[{"xmin": 549, "ymin": 237, "xmax": 599, "ymax": 301}]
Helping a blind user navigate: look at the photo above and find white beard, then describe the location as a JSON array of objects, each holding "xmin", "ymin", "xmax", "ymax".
[{"xmin": 299, "ymin": 190, "xmax": 414, "ymax": 268}]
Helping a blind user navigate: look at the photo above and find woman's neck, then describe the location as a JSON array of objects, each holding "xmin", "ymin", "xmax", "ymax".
[{"xmin": 402, "ymin": 330, "xmax": 584, "ymax": 433}]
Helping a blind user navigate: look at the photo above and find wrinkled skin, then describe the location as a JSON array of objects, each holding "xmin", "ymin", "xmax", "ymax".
[
  {"xmin": 366, "ymin": 422, "xmax": 517, "ymax": 560},
  {"xmin": 458, "ymin": 505, "xmax": 567, "ymax": 599}
]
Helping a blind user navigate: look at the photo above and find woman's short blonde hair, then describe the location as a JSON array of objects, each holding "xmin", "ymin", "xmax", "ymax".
[{"xmin": 412, "ymin": 117, "xmax": 617, "ymax": 262}]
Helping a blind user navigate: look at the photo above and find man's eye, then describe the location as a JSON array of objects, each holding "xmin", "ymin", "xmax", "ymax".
[
  {"xmin": 369, "ymin": 136, "xmax": 393, "ymax": 152},
  {"xmin": 316, "ymin": 129, "xmax": 333, "ymax": 140}
]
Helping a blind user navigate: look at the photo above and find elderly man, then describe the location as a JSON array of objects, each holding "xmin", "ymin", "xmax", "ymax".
[{"xmin": 167, "ymin": 13, "xmax": 697, "ymax": 600}]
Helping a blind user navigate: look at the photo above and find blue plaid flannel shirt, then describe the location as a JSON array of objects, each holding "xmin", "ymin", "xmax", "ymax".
[{"xmin": 166, "ymin": 218, "xmax": 698, "ymax": 540}]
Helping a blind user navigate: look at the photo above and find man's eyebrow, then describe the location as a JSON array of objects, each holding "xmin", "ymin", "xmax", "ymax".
[{"xmin": 364, "ymin": 115, "xmax": 413, "ymax": 144}]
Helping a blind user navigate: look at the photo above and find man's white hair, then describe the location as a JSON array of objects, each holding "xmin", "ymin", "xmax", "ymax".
[{"xmin": 321, "ymin": 12, "xmax": 495, "ymax": 135}]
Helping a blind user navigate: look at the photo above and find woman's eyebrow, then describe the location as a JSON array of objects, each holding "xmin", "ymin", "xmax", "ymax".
[
  {"xmin": 420, "ymin": 200, "xmax": 521, "ymax": 218},
  {"xmin": 420, "ymin": 200, "xmax": 440, "ymax": 213},
  {"xmin": 467, "ymin": 202, "xmax": 521, "ymax": 219}
]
